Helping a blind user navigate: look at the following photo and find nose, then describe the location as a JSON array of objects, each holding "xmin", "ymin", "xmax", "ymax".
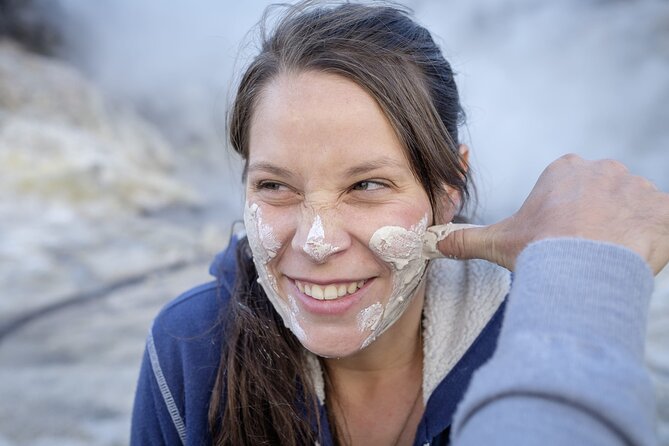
[{"xmin": 292, "ymin": 210, "xmax": 350, "ymax": 263}]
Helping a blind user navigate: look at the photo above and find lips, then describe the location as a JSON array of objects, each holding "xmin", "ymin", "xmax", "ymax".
[
  {"xmin": 295, "ymin": 279, "xmax": 366, "ymax": 300},
  {"xmin": 290, "ymin": 277, "xmax": 372, "ymax": 317}
]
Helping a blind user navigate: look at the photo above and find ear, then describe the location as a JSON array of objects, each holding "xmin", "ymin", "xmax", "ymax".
[
  {"xmin": 434, "ymin": 144, "xmax": 470, "ymax": 224},
  {"xmin": 458, "ymin": 144, "xmax": 470, "ymax": 170}
]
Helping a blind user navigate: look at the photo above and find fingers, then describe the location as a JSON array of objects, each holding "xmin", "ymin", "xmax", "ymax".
[
  {"xmin": 426, "ymin": 154, "xmax": 669, "ymax": 275},
  {"xmin": 434, "ymin": 225, "xmax": 477, "ymax": 260},
  {"xmin": 424, "ymin": 223, "xmax": 508, "ymax": 268}
]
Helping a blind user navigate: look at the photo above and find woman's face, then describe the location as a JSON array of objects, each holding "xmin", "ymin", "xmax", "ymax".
[{"xmin": 244, "ymin": 71, "xmax": 452, "ymax": 358}]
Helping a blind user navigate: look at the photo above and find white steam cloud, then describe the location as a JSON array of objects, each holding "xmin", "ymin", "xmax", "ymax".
[{"xmin": 45, "ymin": 0, "xmax": 669, "ymax": 221}]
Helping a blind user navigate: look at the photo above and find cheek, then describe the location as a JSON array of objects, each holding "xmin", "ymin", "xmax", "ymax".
[
  {"xmin": 245, "ymin": 201, "xmax": 306, "ymax": 339},
  {"xmin": 435, "ymin": 188, "xmax": 462, "ymax": 225},
  {"xmin": 243, "ymin": 201, "xmax": 293, "ymax": 264},
  {"xmin": 355, "ymin": 195, "xmax": 432, "ymax": 259},
  {"xmin": 345, "ymin": 200, "xmax": 433, "ymax": 249},
  {"xmin": 361, "ymin": 211, "xmax": 430, "ymax": 344},
  {"xmin": 368, "ymin": 213, "xmax": 428, "ymax": 271}
]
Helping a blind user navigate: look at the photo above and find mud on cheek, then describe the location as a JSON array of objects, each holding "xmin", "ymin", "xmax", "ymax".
[
  {"xmin": 244, "ymin": 201, "xmax": 281, "ymax": 263},
  {"xmin": 360, "ymin": 215, "xmax": 429, "ymax": 347},
  {"xmin": 357, "ymin": 302, "xmax": 383, "ymax": 332},
  {"xmin": 244, "ymin": 201, "xmax": 308, "ymax": 339}
]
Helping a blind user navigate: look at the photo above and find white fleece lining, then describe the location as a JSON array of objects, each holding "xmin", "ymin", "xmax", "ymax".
[
  {"xmin": 308, "ymin": 258, "xmax": 511, "ymax": 406},
  {"xmin": 306, "ymin": 351, "xmax": 326, "ymax": 403},
  {"xmin": 421, "ymin": 258, "xmax": 510, "ymax": 403}
]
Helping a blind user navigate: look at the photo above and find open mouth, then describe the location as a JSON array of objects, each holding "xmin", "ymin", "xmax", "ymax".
[{"xmin": 295, "ymin": 279, "xmax": 367, "ymax": 300}]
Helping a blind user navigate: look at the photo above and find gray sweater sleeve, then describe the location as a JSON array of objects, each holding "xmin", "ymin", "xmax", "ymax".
[{"xmin": 451, "ymin": 238, "xmax": 657, "ymax": 446}]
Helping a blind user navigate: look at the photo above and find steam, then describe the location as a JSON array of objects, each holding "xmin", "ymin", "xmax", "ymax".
[
  {"xmin": 34, "ymin": 0, "xmax": 669, "ymax": 221},
  {"xmin": 46, "ymin": 0, "xmax": 272, "ymax": 148},
  {"xmin": 412, "ymin": 0, "xmax": 669, "ymax": 220}
]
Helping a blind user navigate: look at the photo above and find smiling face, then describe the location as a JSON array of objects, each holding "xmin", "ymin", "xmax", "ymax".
[{"xmin": 244, "ymin": 71, "xmax": 449, "ymax": 358}]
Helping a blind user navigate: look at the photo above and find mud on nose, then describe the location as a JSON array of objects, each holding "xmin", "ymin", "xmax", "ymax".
[{"xmin": 302, "ymin": 214, "xmax": 342, "ymax": 263}]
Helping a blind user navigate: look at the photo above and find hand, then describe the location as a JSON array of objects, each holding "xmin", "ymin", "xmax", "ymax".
[{"xmin": 435, "ymin": 154, "xmax": 669, "ymax": 274}]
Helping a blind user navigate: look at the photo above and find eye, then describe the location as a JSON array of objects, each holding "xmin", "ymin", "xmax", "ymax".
[
  {"xmin": 249, "ymin": 179, "xmax": 301, "ymax": 206},
  {"xmin": 351, "ymin": 180, "xmax": 387, "ymax": 191},
  {"xmin": 254, "ymin": 180, "xmax": 289, "ymax": 192}
]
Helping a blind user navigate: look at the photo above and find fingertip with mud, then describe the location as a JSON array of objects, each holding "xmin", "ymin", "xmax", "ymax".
[{"xmin": 423, "ymin": 223, "xmax": 485, "ymax": 260}]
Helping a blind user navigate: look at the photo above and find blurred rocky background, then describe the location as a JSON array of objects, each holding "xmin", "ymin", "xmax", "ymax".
[{"xmin": 0, "ymin": 0, "xmax": 667, "ymax": 445}]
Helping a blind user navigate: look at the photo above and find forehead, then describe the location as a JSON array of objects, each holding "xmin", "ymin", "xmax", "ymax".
[{"xmin": 248, "ymin": 70, "xmax": 411, "ymax": 174}]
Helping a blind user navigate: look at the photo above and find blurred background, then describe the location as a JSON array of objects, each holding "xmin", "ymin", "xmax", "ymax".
[{"xmin": 0, "ymin": 0, "xmax": 667, "ymax": 444}]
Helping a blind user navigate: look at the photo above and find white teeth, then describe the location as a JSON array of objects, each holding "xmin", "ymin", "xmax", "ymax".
[
  {"xmin": 297, "ymin": 279, "xmax": 366, "ymax": 300},
  {"xmin": 323, "ymin": 285, "xmax": 338, "ymax": 300},
  {"xmin": 311, "ymin": 285, "xmax": 324, "ymax": 299}
]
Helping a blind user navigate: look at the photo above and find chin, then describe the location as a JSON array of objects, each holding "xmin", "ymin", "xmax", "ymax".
[{"xmin": 296, "ymin": 328, "xmax": 371, "ymax": 359}]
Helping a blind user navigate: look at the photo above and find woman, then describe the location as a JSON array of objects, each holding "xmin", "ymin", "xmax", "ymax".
[{"xmin": 131, "ymin": 2, "xmax": 668, "ymax": 445}]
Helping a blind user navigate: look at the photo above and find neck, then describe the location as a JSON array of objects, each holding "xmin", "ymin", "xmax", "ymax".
[{"xmin": 321, "ymin": 284, "xmax": 426, "ymax": 446}]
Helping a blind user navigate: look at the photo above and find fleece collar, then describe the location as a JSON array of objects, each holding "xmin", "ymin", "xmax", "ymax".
[
  {"xmin": 307, "ymin": 258, "xmax": 511, "ymax": 405},
  {"xmin": 421, "ymin": 257, "xmax": 510, "ymax": 403}
]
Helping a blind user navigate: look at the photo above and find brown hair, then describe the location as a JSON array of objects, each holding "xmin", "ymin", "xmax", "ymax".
[{"xmin": 209, "ymin": 2, "xmax": 472, "ymax": 445}]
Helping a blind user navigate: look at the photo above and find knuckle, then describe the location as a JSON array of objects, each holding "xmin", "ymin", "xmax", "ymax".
[
  {"xmin": 559, "ymin": 153, "xmax": 580, "ymax": 162},
  {"xmin": 451, "ymin": 229, "xmax": 467, "ymax": 258},
  {"xmin": 599, "ymin": 158, "xmax": 628, "ymax": 174},
  {"xmin": 648, "ymin": 178, "xmax": 659, "ymax": 191},
  {"xmin": 548, "ymin": 154, "xmax": 581, "ymax": 176},
  {"xmin": 636, "ymin": 176, "xmax": 657, "ymax": 191}
]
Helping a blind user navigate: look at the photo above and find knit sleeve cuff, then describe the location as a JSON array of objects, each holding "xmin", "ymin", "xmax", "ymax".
[
  {"xmin": 505, "ymin": 238, "xmax": 654, "ymax": 359},
  {"xmin": 451, "ymin": 238, "xmax": 657, "ymax": 446}
]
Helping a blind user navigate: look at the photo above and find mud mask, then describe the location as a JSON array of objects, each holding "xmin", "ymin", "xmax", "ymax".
[
  {"xmin": 244, "ymin": 202, "xmax": 308, "ymax": 341},
  {"xmin": 244, "ymin": 201, "xmax": 474, "ymax": 354},
  {"xmin": 361, "ymin": 215, "xmax": 429, "ymax": 347}
]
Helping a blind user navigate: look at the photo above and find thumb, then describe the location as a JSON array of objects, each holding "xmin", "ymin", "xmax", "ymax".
[{"xmin": 423, "ymin": 223, "xmax": 496, "ymax": 263}]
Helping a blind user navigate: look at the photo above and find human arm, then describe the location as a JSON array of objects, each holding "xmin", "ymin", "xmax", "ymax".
[
  {"xmin": 432, "ymin": 154, "xmax": 668, "ymax": 445},
  {"xmin": 436, "ymin": 154, "xmax": 669, "ymax": 274},
  {"xmin": 451, "ymin": 238, "xmax": 657, "ymax": 446}
]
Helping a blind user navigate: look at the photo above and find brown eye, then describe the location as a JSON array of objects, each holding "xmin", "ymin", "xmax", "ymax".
[
  {"xmin": 352, "ymin": 180, "xmax": 386, "ymax": 191},
  {"xmin": 255, "ymin": 181, "xmax": 288, "ymax": 191}
]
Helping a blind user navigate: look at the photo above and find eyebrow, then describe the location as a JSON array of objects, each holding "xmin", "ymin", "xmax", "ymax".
[
  {"xmin": 246, "ymin": 156, "xmax": 405, "ymax": 179},
  {"xmin": 344, "ymin": 157, "xmax": 406, "ymax": 177},
  {"xmin": 246, "ymin": 161, "xmax": 296, "ymax": 179}
]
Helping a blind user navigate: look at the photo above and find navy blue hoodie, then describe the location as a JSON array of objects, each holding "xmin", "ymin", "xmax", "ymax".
[{"xmin": 130, "ymin": 238, "xmax": 506, "ymax": 445}]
